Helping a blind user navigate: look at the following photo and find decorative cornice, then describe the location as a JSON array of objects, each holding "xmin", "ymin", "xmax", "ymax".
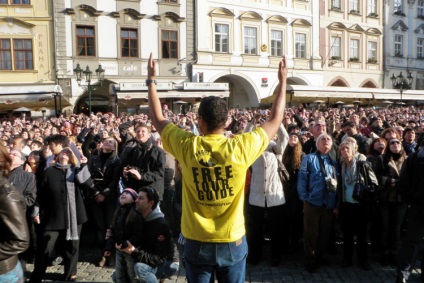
[
  {"xmin": 266, "ymin": 15, "xmax": 288, "ymax": 24},
  {"xmin": 327, "ymin": 22, "xmax": 347, "ymax": 30},
  {"xmin": 154, "ymin": 12, "xmax": 185, "ymax": 22},
  {"xmin": 392, "ymin": 20, "xmax": 408, "ymax": 31},
  {"xmin": 415, "ymin": 24, "xmax": 424, "ymax": 34},
  {"xmin": 347, "ymin": 24, "xmax": 365, "ymax": 33},
  {"xmin": 78, "ymin": 5, "xmax": 103, "ymax": 17},
  {"xmin": 0, "ymin": 17, "xmax": 35, "ymax": 28},
  {"xmin": 123, "ymin": 8, "xmax": 145, "ymax": 20},
  {"xmin": 291, "ymin": 18, "xmax": 312, "ymax": 26},
  {"xmin": 209, "ymin": 7, "xmax": 235, "ymax": 18},
  {"xmin": 365, "ymin": 28, "xmax": 382, "ymax": 35},
  {"xmin": 239, "ymin": 11, "xmax": 263, "ymax": 21}
]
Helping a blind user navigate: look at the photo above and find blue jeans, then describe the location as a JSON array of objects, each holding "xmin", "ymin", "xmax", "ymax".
[
  {"xmin": 156, "ymin": 260, "xmax": 179, "ymax": 280},
  {"xmin": 183, "ymin": 235, "xmax": 247, "ymax": 283},
  {"xmin": 134, "ymin": 262, "xmax": 157, "ymax": 283},
  {"xmin": 113, "ymin": 250, "xmax": 138, "ymax": 283},
  {"xmin": 0, "ymin": 260, "xmax": 23, "ymax": 283}
]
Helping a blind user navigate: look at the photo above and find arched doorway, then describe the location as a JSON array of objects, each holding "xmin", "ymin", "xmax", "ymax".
[
  {"xmin": 214, "ymin": 75, "xmax": 259, "ymax": 108},
  {"xmin": 75, "ymin": 95, "xmax": 111, "ymax": 114}
]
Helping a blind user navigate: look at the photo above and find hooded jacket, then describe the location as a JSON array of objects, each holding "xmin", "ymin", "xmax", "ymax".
[{"xmin": 132, "ymin": 207, "xmax": 173, "ymax": 267}]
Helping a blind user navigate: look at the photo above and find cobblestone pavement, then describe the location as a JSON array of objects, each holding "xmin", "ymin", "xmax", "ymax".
[{"xmin": 25, "ymin": 242, "xmax": 422, "ymax": 283}]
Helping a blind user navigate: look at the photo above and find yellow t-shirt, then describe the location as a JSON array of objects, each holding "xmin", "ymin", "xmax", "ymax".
[{"xmin": 161, "ymin": 123, "xmax": 269, "ymax": 242}]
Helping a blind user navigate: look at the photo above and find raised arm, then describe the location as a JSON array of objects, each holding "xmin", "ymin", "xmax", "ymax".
[
  {"xmin": 147, "ymin": 53, "xmax": 171, "ymax": 134},
  {"xmin": 260, "ymin": 56, "xmax": 288, "ymax": 140}
]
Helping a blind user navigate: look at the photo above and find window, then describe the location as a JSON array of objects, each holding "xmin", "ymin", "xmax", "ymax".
[
  {"xmin": 394, "ymin": 0, "xmax": 402, "ymax": 13},
  {"xmin": 0, "ymin": 38, "xmax": 33, "ymax": 70},
  {"xmin": 0, "ymin": 39, "xmax": 11, "ymax": 70},
  {"xmin": 215, "ymin": 24, "xmax": 229, "ymax": 53},
  {"xmin": 270, "ymin": 30, "xmax": 283, "ymax": 56},
  {"xmin": 349, "ymin": 0, "xmax": 359, "ymax": 12},
  {"xmin": 368, "ymin": 0, "xmax": 376, "ymax": 14},
  {"xmin": 121, "ymin": 29, "xmax": 138, "ymax": 57},
  {"xmin": 332, "ymin": 0, "xmax": 341, "ymax": 9},
  {"xmin": 0, "ymin": 0, "xmax": 30, "ymax": 3},
  {"xmin": 418, "ymin": 1, "xmax": 424, "ymax": 17},
  {"xmin": 295, "ymin": 33, "xmax": 306, "ymax": 58},
  {"xmin": 368, "ymin": 41, "xmax": 377, "ymax": 61},
  {"xmin": 349, "ymin": 39, "xmax": 359, "ymax": 59},
  {"xmin": 162, "ymin": 30, "xmax": 178, "ymax": 58},
  {"xmin": 394, "ymin": 34, "xmax": 403, "ymax": 56},
  {"xmin": 418, "ymin": 38, "xmax": 424, "ymax": 58},
  {"xmin": 331, "ymin": 36, "xmax": 341, "ymax": 58},
  {"xmin": 76, "ymin": 26, "xmax": 95, "ymax": 57},
  {"xmin": 244, "ymin": 27, "xmax": 257, "ymax": 54}
]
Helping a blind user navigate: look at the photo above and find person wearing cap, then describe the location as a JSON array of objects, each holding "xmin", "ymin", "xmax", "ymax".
[
  {"xmin": 106, "ymin": 188, "xmax": 143, "ymax": 283},
  {"xmin": 120, "ymin": 187, "xmax": 177, "ymax": 283},
  {"xmin": 146, "ymin": 53, "xmax": 288, "ymax": 282}
]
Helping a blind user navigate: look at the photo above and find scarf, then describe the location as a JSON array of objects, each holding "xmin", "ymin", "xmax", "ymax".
[
  {"xmin": 55, "ymin": 163, "xmax": 79, "ymax": 241},
  {"xmin": 342, "ymin": 158, "xmax": 357, "ymax": 185}
]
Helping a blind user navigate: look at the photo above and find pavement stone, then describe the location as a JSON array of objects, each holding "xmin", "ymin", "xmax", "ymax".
[{"xmin": 25, "ymin": 241, "xmax": 423, "ymax": 283}]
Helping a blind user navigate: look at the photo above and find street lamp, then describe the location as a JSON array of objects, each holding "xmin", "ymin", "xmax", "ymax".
[
  {"xmin": 391, "ymin": 71, "xmax": 413, "ymax": 105},
  {"xmin": 73, "ymin": 63, "xmax": 105, "ymax": 114}
]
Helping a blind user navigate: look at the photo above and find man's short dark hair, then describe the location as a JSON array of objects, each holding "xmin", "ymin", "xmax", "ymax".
[
  {"xmin": 140, "ymin": 187, "xmax": 159, "ymax": 210},
  {"xmin": 403, "ymin": 127, "xmax": 415, "ymax": 139},
  {"xmin": 47, "ymin": 134, "xmax": 69, "ymax": 147},
  {"xmin": 342, "ymin": 121, "xmax": 355, "ymax": 128},
  {"xmin": 31, "ymin": 140, "xmax": 43, "ymax": 148},
  {"xmin": 198, "ymin": 96, "xmax": 228, "ymax": 132},
  {"xmin": 287, "ymin": 123, "xmax": 299, "ymax": 133}
]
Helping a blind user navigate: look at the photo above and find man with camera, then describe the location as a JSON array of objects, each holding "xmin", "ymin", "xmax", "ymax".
[
  {"xmin": 119, "ymin": 123, "xmax": 165, "ymax": 199},
  {"xmin": 297, "ymin": 133, "xmax": 340, "ymax": 273}
]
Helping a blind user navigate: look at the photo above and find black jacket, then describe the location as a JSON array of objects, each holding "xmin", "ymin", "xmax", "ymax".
[
  {"xmin": 0, "ymin": 177, "xmax": 29, "ymax": 275},
  {"xmin": 88, "ymin": 151, "xmax": 120, "ymax": 199},
  {"xmin": 8, "ymin": 166, "xmax": 36, "ymax": 210},
  {"xmin": 120, "ymin": 140, "xmax": 165, "ymax": 199},
  {"xmin": 132, "ymin": 207, "xmax": 173, "ymax": 267},
  {"xmin": 37, "ymin": 165, "xmax": 89, "ymax": 230},
  {"xmin": 399, "ymin": 149, "xmax": 424, "ymax": 206}
]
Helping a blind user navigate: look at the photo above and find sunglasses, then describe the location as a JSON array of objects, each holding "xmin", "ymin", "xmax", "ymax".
[{"xmin": 390, "ymin": 140, "xmax": 401, "ymax": 145}]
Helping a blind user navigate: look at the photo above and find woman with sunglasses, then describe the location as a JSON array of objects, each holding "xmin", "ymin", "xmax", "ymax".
[{"xmin": 374, "ymin": 138, "xmax": 408, "ymax": 267}]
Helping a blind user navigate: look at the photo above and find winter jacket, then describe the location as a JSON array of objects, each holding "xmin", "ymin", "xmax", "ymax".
[
  {"xmin": 375, "ymin": 154, "xmax": 407, "ymax": 203},
  {"xmin": 88, "ymin": 151, "xmax": 120, "ymax": 199},
  {"xmin": 132, "ymin": 207, "xmax": 173, "ymax": 268},
  {"xmin": 249, "ymin": 124, "xmax": 288, "ymax": 207},
  {"xmin": 399, "ymin": 148, "xmax": 424, "ymax": 206},
  {"xmin": 0, "ymin": 177, "xmax": 29, "ymax": 275},
  {"xmin": 297, "ymin": 152, "xmax": 340, "ymax": 209},
  {"xmin": 8, "ymin": 166, "xmax": 36, "ymax": 210}
]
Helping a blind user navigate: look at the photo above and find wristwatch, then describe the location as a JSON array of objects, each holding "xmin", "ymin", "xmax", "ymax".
[{"xmin": 145, "ymin": 79, "xmax": 157, "ymax": 85}]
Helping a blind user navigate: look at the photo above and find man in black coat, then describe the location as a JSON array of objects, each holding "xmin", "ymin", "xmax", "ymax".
[
  {"xmin": 119, "ymin": 124, "xmax": 165, "ymax": 199},
  {"xmin": 120, "ymin": 187, "xmax": 177, "ymax": 282}
]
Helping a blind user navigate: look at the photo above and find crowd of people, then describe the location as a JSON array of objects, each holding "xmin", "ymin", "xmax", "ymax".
[{"xmin": 1, "ymin": 54, "xmax": 424, "ymax": 283}]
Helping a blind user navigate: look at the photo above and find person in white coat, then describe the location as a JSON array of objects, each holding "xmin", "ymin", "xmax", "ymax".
[{"xmin": 246, "ymin": 122, "xmax": 288, "ymax": 266}]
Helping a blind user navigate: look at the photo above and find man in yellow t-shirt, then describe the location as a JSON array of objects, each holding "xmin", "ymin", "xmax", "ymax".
[{"xmin": 146, "ymin": 52, "xmax": 288, "ymax": 283}]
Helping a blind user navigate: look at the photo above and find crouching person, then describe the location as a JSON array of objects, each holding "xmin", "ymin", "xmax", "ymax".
[{"xmin": 120, "ymin": 187, "xmax": 178, "ymax": 283}]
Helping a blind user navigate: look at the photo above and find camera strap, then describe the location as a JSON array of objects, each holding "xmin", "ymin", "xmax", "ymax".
[{"xmin": 316, "ymin": 151, "xmax": 332, "ymax": 179}]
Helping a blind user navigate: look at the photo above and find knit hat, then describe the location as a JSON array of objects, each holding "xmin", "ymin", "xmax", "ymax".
[{"xmin": 122, "ymin": 188, "xmax": 138, "ymax": 201}]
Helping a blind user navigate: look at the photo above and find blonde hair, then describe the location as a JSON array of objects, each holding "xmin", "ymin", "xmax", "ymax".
[{"xmin": 344, "ymin": 137, "xmax": 358, "ymax": 151}]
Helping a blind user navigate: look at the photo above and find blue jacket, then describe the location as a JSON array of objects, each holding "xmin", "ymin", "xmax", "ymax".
[{"xmin": 297, "ymin": 152, "xmax": 339, "ymax": 209}]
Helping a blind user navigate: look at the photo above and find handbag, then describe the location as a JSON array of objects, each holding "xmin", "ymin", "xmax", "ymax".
[
  {"xmin": 271, "ymin": 148, "xmax": 290, "ymax": 183},
  {"xmin": 352, "ymin": 161, "xmax": 378, "ymax": 203}
]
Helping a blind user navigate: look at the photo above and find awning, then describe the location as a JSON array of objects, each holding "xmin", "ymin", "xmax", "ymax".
[
  {"xmin": 0, "ymin": 84, "xmax": 70, "ymax": 112},
  {"xmin": 117, "ymin": 91, "xmax": 230, "ymax": 100}
]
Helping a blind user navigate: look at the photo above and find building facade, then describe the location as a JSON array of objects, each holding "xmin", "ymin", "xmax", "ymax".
[
  {"xmin": 193, "ymin": 0, "xmax": 323, "ymax": 108},
  {"xmin": 383, "ymin": 0, "xmax": 424, "ymax": 99},
  {"xmin": 0, "ymin": 0, "xmax": 60, "ymax": 115}
]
